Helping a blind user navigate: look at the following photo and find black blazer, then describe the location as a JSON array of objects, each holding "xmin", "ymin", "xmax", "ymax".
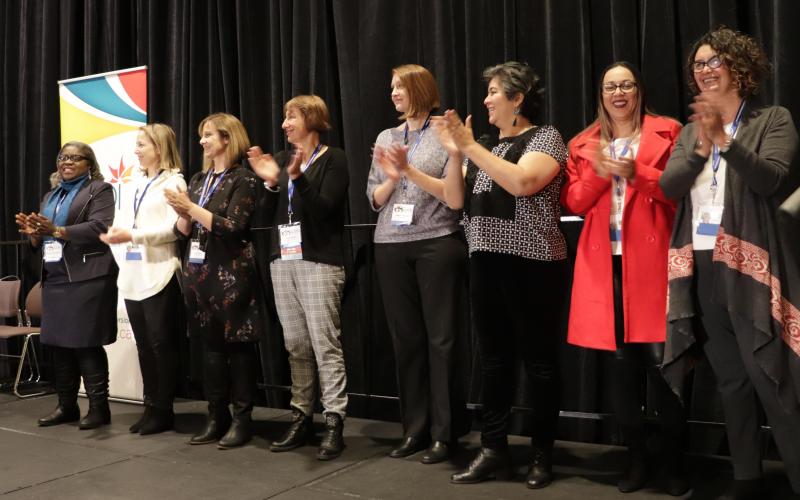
[{"xmin": 38, "ymin": 179, "xmax": 117, "ymax": 282}]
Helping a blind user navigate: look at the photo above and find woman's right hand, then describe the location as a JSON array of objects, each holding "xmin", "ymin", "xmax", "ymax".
[
  {"xmin": 373, "ymin": 144, "xmax": 409, "ymax": 182},
  {"xmin": 99, "ymin": 226, "xmax": 132, "ymax": 245},
  {"xmin": 15, "ymin": 212, "xmax": 36, "ymax": 236},
  {"xmin": 432, "ymin": 110, "xmax": 474, "ymax": 155},
  {"xmin": 247, "ymin": 146, "xmax": 280, "ymax": 186}
]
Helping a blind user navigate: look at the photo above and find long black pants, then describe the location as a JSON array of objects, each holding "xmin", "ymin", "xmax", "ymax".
[
  {"xmin": 470, "ymin": 251, "xmax": 566, "ymax": 450},
  {"xmin": 695, "ymin": 251, "xmax": 800, "ymax": 491},
  {"xmin": 608, "ymin": 256, "xmax": 685, "ymax": 448},
  {"xmin": 125, "ymin": 276, "xmax": 181, "ymax": 410},
  {"xmin": 375, "ymin": 232, "xmax": 468, "ymax": 442}
]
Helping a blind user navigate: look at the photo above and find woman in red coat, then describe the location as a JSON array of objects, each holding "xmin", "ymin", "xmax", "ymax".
[{"xmin": 561, "ymin": 62, "xmax": 688, "ymax": 496}]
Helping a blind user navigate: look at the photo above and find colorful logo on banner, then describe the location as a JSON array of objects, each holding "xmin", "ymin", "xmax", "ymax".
[
  {"xmin": 58, "ymin": 67, "xmax": 148, "ymax": 402},
  {"xmin": 59, "ymin": 67, "xmax": 147, "ymax": 206}
]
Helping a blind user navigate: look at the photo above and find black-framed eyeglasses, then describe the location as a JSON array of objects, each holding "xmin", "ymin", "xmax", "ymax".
[
  {"xmin": 692, "ymin": 55, "xmax": 723, "ymax": 72},
  {"xmin": 57, "ymin": 154, "xmax": 88, "ymax": 163},
  {"xmin": 602, "ymin": 81, "xmax": 637, "ymax": 94}
]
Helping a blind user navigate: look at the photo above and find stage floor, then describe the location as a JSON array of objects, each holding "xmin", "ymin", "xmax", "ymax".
[{"xmin": 0, "ymin": 392, "xmax": 795, "ymax": 499}]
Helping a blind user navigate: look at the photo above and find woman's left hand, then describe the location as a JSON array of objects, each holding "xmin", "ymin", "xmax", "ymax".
[
  {"xmin": 26, "ymin": 213, "xmax": 57, "ymax": 236},
  {"xmin": 286, "ymin": 146, "xmax": 304, "ymax": 180},
  {"xmin": 601, "ymin": 156, "xmax": 635, "ymax": 180},
  {"xmin": 99, "ymin": 226, "xmax": 133, "ymax": 245},
  {"xmin": 164, "ymin": 188, "xmax": 194, "ymax": 216}
]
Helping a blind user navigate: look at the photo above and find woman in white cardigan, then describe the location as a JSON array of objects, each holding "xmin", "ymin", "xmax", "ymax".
[{"xmin": 101, "ymin": 123, "xmax": 186, "ymax": 435}]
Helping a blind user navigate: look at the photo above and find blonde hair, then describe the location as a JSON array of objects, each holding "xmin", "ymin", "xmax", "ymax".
[
  {"xmin": 139, "ymin": 123, "xmax": 183, "ymax": 174},
  {"xmin": 392, "ymin": 64, "xmax": 441, "ymax": 120},
  {"xmin": 284, "ymin": 95, "xmax": 332, "ymax": 134},
  {"xmin": 197, "ymin": 113, "xmax": 251, "ymax": 172}
]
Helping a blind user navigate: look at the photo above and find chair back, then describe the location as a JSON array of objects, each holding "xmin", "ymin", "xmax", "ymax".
[
  {"xmin": 0, "ymin": 276, "xmax": 22, "ymax": 319},
  {"xmin": 25, "ymin": 283, "xmax": 43, "ymax": 320}
]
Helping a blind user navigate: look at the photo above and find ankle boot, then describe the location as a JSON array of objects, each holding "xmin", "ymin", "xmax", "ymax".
[
  {"xmin": 526, "ymin": 446, "xmax": 554, "ymax": 489},
  {"xmin": 217, "ymin": 348, "xmax": 255, "ymax": 449},
  {"xmin": 77, "ymin": 348, "xmax": 111, "ymax": 430},
  {"xmin": 38, "ymin": 347, "xmax": 81, "ymax": 427},
  {"xmin": 317, "ymin": 413, "xmax": 344, "ymax": 460},
  {"xmin": 190, "ymin": 351, "xmax": 231, "ymax": 445},
  {"xmin": 618, "ymin": 445, "xmax": 648, "ymax": 493},
  {"xmin": 130, "ymin": 405, "xmax": 153, "ymax": 433},
  {"xmin": 270, "ymin": 409, "xmax": 313, "ymax": 452},
  {"xmin": 139, "ymin": 406, "xmax": 174, "ymax": 435},
  {"xmin": 451, "ymin": 447, "xmax": 512, "ymax": 484}
]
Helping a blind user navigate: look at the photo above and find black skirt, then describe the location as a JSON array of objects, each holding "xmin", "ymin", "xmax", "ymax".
[{"xmin": 41, "ymin": 275, "xmax": 118, "ymax": 348}]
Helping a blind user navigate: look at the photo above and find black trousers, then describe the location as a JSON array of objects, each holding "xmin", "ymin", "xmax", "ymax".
[
  {"xmin": 470, "ymin": 251, "xmax": 566, "ymax": 450},
  {"xmin": 695, "ymin": 251, "xmax": 800, "ymax": 490},
  {"xmin": 375, "ymin": 233, "xmax": 468, "ymax": 442},
  {"xmin": 608, "ymin": 256, "xmax": 685, "ymax": 447},
  {"xmin": 124, "ymin": 276, "xmax": 181, "ymax": 410}
]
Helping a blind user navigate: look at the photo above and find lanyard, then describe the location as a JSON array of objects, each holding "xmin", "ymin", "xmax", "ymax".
[
  {"xmin": 609, "ymin": 138, "xmax": 632, "ymax": 199},
  {"xmin": 710, "ymin": 101, "xmax": 746, "ymax": 199},
  {"xmin": 194, "ymin": 168, "xmax": 228, "ymax": 233},
  {"xmin": 54, "ymin": 190, "xmax": 70, "ymax": 217},
  {"xmin": 288, "ymin": 143, "xmax": 323, "ymax": 217},
  {"xmin": 132, "ymin": 171, "xmax": 162, "ymax": 228},
  {"xmin": 400, "ymin": 114, "xmax": 432, "ymax": 192}
]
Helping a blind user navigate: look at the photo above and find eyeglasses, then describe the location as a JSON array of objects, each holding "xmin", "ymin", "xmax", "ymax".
[
  {"xmin": 602, "ymin": 81, "xmax": 637, "ymax": 94},
  {"xmin": 692, "ymin": 55, "xmax": 723, "ymax": 72},
  {"xmin": 57, "ymin": 154, "xmax": 88, "ymax": 163}
]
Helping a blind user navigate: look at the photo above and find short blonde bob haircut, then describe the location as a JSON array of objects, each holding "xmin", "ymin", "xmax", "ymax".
[
  {"xmin": 392, "ymin": 64, "xmax": 440, "ymax": 121},
  {"xmin": 197, "ymin": 113, "xmax": 251, "ymax": 172},
  {"xmin": 284, "ymin": 95, "xmax": 332, "ymax": 134},
  {"xmin": 139, "ymin": 123, "xmax": 183, "ymax": 174}
]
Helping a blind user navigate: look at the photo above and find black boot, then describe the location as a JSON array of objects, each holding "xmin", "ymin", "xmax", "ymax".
[
  {"xmin": 190, "ymin": 351, "xmax": 231, "ymax": 445},
  {"xmin": 129, "ymin": 403, "xmax": 152, "ymax": 433},
  {"xmin": 451, "ymin": 447, "xmax": 512, "ymax": 484},
  {"xmin": 38, "ymin": 347, "xmax": 81, "ymax": 427},
  {"xmin": 663, "ymin": 437, "xmax": 689, "ymax": 496},
  {"xmin": 217, "ymin": 348, "xmax": 256, "ymax": 449},
  {"xmin": 270, "ymin": 409, "xmax": 313, "ymax": 452},
  {"xmin": 618, "ymin": 444, "xmax": 648, "ymax": 493},
  {"xmin": 526, "ymin": 446, "xmax": 554, "ymax": 489},
  {"xmin": 139, "ymin": 406, "xmax": 174, "ymax": 435},
  {"xmin": 77, "ymin": 348, "xmax": 111, "ymax": 430},
  {"xmin": 317, "ymin": 413, "xmax": 344, "ymax": 460}
]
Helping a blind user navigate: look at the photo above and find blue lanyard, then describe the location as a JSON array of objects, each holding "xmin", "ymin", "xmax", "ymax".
[
  {"xmin": 132, "ymin": 171, "xmax": 162, "ymax": 228},
  {"xmin": 610, "ymin": 138, "xmax": 632, "ymax": 199},
  {"xmin": 288, "ymin": 143, "xmax": 323, "ymax": 216},
  {"xmin": 194, "ymin": 168, "xmax": 228, "ymax": 232},
  {"xmin": 711, "ymin": 101, "xmax": 746, "ymax": 195},
  {"xmin": 400, "ymin": 114, "xmax": 432, "ymax": 192},
  {"xmin": 54, "ymin": 191, "xmax": 70, "ymax": 217}
]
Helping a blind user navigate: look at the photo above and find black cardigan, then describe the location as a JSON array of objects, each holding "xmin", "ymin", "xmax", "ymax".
[{"xmin": 263, "ymin": 146, "xmax": 349, "ymax": 266}]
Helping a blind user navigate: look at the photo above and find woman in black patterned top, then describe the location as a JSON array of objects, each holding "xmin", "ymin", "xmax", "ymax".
[
  {"xmin": 165, "ymin": 112, "xmax": 262, "ymax": 450},
  {"xmin": 435, "ymin": 61, "xmax": 568, "ymax": 489}
]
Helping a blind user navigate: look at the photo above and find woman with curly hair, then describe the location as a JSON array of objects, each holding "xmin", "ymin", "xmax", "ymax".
[{"xmin": 661, "ymin": 27, "xmax": 800, "ymax": 499}]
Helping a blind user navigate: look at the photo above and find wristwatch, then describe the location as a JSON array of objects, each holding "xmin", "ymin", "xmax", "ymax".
[{"xmin": 52, "ymin": 226, "xmax": 65, "ymax": 239}]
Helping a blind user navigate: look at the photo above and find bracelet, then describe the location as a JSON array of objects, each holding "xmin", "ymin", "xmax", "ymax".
[
  {"xmin": 52, "ymin": 226, "xmax": 64, "ymax": 239},
  {"xmin": 719, "ymin": 135, "xmax": 733, "ymax": 153}
]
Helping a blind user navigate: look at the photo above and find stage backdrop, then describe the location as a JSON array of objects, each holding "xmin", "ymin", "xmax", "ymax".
[{"xmin": 58, "ymin": 66, "xmax": 148, "ymax": 402}]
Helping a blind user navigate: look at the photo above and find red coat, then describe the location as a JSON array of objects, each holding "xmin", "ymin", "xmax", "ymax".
[{"xmin": 561, "ymin": 115, "xmax": 681, "ymax": 350}]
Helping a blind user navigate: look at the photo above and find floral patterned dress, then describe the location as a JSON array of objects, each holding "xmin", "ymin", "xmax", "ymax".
[{"xmin": 180, "ymin": 164, "xmax": 262, "ymax": 343}]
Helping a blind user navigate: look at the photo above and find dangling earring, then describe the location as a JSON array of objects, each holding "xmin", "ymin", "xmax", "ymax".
[{"xmin": 512, "ymin": 107, "xmax": 520, "ymax": 127}]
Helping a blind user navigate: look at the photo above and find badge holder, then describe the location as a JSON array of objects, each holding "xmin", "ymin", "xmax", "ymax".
[
  {"xmin": 188, "ymin": 239, "xmax": 206, "ymax": 264},
  {"xmin": 390, "ymin": 203, "xmax": 415, "ymax": 226},
  {"xmin": 125, "ymin": 244, "xmax": 143, "ymax": 261},
  {"xmin": 279, "ymin": 221, "xmax": 303, "ymax": 260},
  {"xmin": 43, "ymin": 240, "xmax": 63, "ymax": 263},
  {"xmin": 696, "ymin": 205, "xmax": 723, "ymax": 236}
]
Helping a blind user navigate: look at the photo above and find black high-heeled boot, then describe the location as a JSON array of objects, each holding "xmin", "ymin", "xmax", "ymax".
[
  {"xmin": 76, "ymin": 348, "xmax": 111, "ymax": 430},
  {"xmin": 38, "ymin": 347, "xmax": 81, "ymax": 427},
  {"xmin": 190, "ymin": 351, "xmax": 231, "ymax": 445},
  {"xmin": 451, "ymin": 447, "xmax": 512, "ymax": 484},
  {"xmin": 217, "ymin": 348, "xmax": 256, "ymax": 449}
]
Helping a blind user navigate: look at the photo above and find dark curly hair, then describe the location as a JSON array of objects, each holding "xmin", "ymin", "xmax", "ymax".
[
  {"xmin": 57, "ymin": 141, "xmax": 104, "ymax": 181},
  {"xmin": 482, "ymin": 61, "xmax": 545, "ymax": 122},
  {"xmin": 686, "ymin": 26, "xmax": 771, "ymax": 98}
]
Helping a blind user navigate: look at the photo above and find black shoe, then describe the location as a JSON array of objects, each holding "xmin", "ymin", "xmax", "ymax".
[
  {"xmin": 389, "ymin": 436, "xmax": 429, "ymax": 458},
  {"xmin": 717, "ymin": 478, "xmax": 765, "ymax": 500},
  {"xmin": 451, "ymin": 447, "xmax": 512, "ymax": 484},
  {"xmin": 317, "ymin": 413, "xmax": 344, "ymax": 460},
  {"xmin": 618, "ymin": 449, "xmax": 648, "ymax": 493},
  {"xmin": 139, "ymin": 407, "xmax": 174, "ymax": 436},
  {"xmin": 421, "ymin": 441, "xmax": 450, "ymax": 464},
  {"xmin": 270, "ymin": 410, "xmax": 313, "ymax": 452},
  {"xmin": 129, "ymin": 406, "xmax": 153, "ymax": 433},
  {"xmin": 218, "ymin": 415, "xmax": 252, "ymax": 449},
  {"xmin": 190, "ymin": 409, "xmax": 232, "ymax": 445},
  {"xmin": 526, "ymin": 447, "xmax": 553, "ymax": 489},
  {"xmin": 38, "ymin": 404, "xmax": 81, "ymax": 427},
  {"xmin": 79, "ymin": 401, "xmax": 111, "ymax": 430}
]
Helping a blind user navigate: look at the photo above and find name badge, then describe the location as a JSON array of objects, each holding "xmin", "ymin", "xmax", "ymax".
[
  {"xmin": 696, "ymin": 205, "xmax": 723, "ymax": 236},
  {"xmin": 43, "ymin": 240, "xmax": 63, "ymax": 262},
  {"xmin": 390, "ymin": 203, "xmax": 415, "ymax": 226},
  {"xmin": 125, "ymin": 244, "xmax": 143, "ymax": 261},
  {"xmin": 279, "ymin": 222, "xmax": 303, "ymax": 260},
  {"xmin": 188, "ymin": 239, "xmax": 206, "ymax": 264}
]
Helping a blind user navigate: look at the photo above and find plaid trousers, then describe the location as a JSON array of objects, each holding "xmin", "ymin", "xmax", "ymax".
[{"xmin": 270, "ymin": 259, "xmax": 348, "ymax": 417}]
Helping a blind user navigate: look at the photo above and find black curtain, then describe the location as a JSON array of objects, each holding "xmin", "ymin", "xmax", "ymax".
[{"xmin": 2, "ymin": 0, "xmax": 799, "ymax": 451}]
